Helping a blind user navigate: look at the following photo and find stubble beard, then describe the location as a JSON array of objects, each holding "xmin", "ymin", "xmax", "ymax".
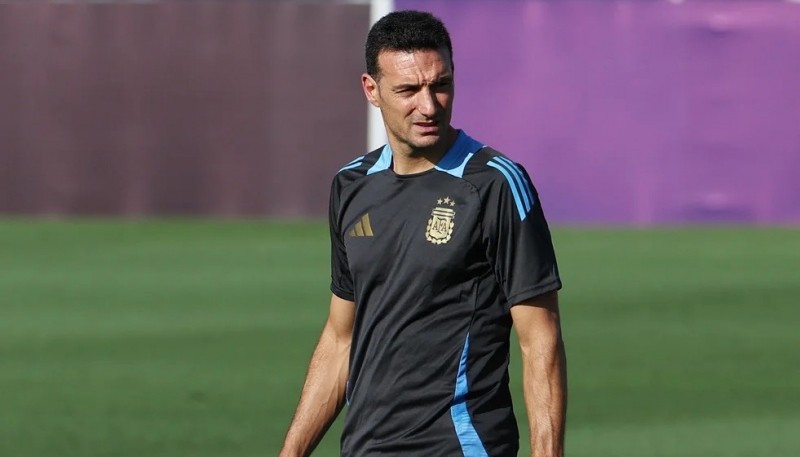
[
  {"xmin": 406, "ymin": 135, "xmax": 443, "ymax": 156},
  {"xmin": 400, "ymin": 121, "xmax": 454, "ymax": 157}
]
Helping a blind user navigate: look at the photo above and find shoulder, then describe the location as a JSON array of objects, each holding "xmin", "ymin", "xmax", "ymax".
[
  {"xmin": 435, "ymin": 130, "xmax": 531, "ymax": 187},
  {"xmin": 462, "ymin": 146, "xmax": 533, "ymax": 190},
  {"xmin": 438, "ymin": 131, "xmax": 537, "ymax": 199},
  {"xmin": 332, "ymin": 145, "xmax": 389, "ymax": 190},
  {"xmin": 463, "ymin": 147, "xmax": 540, "ymax": 221}
]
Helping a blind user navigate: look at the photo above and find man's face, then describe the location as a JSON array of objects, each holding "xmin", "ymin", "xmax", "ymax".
[{"xmin": 362, "ymin": 48, "xmax": 454, "ymax": 154}]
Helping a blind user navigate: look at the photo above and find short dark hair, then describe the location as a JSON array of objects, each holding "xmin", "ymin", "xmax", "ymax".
[{"xmin": 365, "ymin": 10, "xmax": 453, "ymax": 80}]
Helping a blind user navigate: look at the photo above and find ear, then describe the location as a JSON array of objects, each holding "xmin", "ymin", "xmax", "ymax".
[{"xmin": 361, "ymin": 73, "xmax": 381, "ymax": 108}]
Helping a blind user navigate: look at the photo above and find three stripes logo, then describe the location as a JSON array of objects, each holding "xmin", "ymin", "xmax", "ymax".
[
  {"xmin": 348, "ymin": 213, "xmax": 374, "ymax": 237},
  {"xmin": 486, "ymin": 156, "xmax": 536, "ymax": 221}
]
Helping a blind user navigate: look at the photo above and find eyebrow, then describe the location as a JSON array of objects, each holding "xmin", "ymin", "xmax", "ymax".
[
  {"xmin": 394, "ymin": 83, "xmax": 420, "ymax": 91},
  {"xmin": 393, "ymin": 76, "xmax": 453, "ymax": 91}
]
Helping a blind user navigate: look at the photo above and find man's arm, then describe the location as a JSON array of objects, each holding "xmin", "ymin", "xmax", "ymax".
[
  {"xmin": 279, "ymin": 294, "xmax": 355, "ymax": 457},
  {"xmin": 510, "ymin": 290, "xmax": 567, "ymax": 457}
]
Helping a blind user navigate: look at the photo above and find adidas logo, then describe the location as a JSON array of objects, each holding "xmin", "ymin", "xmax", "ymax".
[{"xmin": 348, "ymin": 213, "xmax": 374, "ymax": 237}]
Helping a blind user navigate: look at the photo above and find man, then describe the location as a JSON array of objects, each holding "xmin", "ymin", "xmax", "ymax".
[{"xmin": 280, "ymin": 10, "xmax": 566, "ymax": 457}]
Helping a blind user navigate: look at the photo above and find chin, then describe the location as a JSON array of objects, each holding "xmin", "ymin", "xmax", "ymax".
[{"xmin": 410, "ymin": 134, "xmax": 442, "ymax": 149}]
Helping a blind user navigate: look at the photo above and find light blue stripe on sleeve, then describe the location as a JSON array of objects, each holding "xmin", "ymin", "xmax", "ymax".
[
  {"xmin": 487, "ymin": 160, "xmax": 528, "ymax": 220},
  {"xmin": 338, "ymin": 161, "xmax": 363, "ymax": 172},
  {"xmin": 495, "ymin": 156, "xmax": 535, "ymax": 209},
  {"xmin": 491, "ymin": 157, "xmax": 532, "ymax": 213},
  {"xmin": 345, "ymin": 155, "xmax": 364, "ymax": 166},
  {"xmin": 450, "ymin": 333, "xmax": 489, "ymax": 457},
  {"xmin": 338, "ymin": 155, "xmax": 365, "ymax": 172}
]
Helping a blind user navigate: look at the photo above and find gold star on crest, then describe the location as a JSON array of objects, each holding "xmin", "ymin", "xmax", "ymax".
[
  {"xmin": 443, "ymin": 197, "xmax": 451, "ymax": 205},
  {"xmin": 437, "ymin": 198, "xmax": 443, "ymax": 205}
]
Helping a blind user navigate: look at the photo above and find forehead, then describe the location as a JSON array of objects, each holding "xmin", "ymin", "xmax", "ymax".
[{"xmin": 377, "ymin": 48, "xmax": 453, "ymax": 81}]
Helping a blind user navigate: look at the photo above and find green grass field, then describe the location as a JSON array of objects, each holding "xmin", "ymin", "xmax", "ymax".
[{"xmin": 1, "ymin": 220, "xmax": 799, "ymax": 457}]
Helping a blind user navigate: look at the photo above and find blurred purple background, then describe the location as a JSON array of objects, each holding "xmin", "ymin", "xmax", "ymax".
[{"xmin": 400, "ymin": 0, "xmax": 800, "ymax": 224}]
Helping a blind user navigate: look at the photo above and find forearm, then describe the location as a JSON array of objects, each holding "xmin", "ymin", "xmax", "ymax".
[
  {"xmin": 280, "ymin": 321, "xmax": 351, "ymax": 457},
  {"xmin": 521, "ymin": 331, "xmax": 567, "ymax": 457}
]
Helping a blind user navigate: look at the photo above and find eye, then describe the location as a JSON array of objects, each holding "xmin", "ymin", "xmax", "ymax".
[
  {"xmin": 434, "ymin": 80, "xmax": 453, "ymax": 90},
  {"xmin": 432, "ymin": 81, "xmax": 452, "ymax": 93}
]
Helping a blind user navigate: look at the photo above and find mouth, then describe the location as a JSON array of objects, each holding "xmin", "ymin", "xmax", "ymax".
[{"xmin": 413, "ymin": 120, "xmax": 440, "ymax": 133}]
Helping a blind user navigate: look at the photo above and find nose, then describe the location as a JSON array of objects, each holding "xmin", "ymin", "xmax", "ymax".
[{"xmin": 416, "ymin": 87, "xmax": 438, "ymax": 118}]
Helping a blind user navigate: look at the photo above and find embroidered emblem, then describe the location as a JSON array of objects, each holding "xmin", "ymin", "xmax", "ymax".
[{"xmin": 426, "ymin": 197, "xmax": 456, "ymax": 245}]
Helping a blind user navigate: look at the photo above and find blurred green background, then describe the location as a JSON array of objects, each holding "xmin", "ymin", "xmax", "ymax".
[{"xmin": 1, "ymin": 220, "xmax": 798, "ymax": 456}]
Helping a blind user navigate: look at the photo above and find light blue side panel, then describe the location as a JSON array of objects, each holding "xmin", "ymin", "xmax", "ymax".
[{"xmin": 450, "ymin": 333, "xmax": 489, "ymax": 457}]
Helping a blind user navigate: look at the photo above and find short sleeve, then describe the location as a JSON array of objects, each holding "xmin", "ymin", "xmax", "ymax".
[
  {"xmin": 482, "ymin": 159, "xmax": 561, "ymax": 309},
  {"xmin": 329, "ymin": 176, "xmax": 355, "ymax": 301}
]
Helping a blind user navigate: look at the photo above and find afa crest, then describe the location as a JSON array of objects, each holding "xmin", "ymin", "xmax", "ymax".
[{"xmin": 426, "ymin": 197, "xmax": 456, "ymax": 245}]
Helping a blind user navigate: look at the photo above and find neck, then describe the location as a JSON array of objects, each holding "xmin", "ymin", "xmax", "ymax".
[{"xmin": 389, "ymin": 127, "xmax": 458, "ymax": 175}]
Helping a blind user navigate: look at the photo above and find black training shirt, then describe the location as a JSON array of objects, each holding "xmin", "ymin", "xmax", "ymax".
[{"xmin": 330, "ymin": 130, "xmax": 561, "ymax": 456}]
